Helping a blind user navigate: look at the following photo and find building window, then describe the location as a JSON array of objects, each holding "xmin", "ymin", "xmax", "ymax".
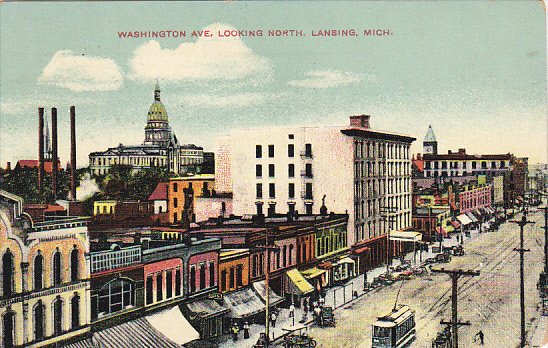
[
  {"xmin": 236, "ymin": 265, "xmax": 243, "ymax": 287},
  {"xmin": 71, "ymin": 247, "xmax": 79, "ymax": 282},
  {"xmin": 256, "ymin": 164, "xmax": 262, "ymax": 177},
  {"xmin": 305, "ymin": 144, "xmax": 312, "ymax": 157},
  {"xmin": 52, "ymin": 250, "xmax": 62, "ymax": 286},
  {"xmin": 256, "ymin": 145, "xmax": 262, "ymax": 158},
  {"xmin": 288, "ymin": 164, "xmax": 295, "ymax": 178},
  {"xmin": 252, "ymin": 256, "xmax": 258, "ymax": 278},
  {"xmin": 175, "ymin": 269, "xmax": 181, "ymax": 296},
  {"xmin": 268, "ymin": 203, "xmax": 276, "ymax": 217},
  {"xmin": 190, "ymin": 266, "xmax": 196, "ymax": 293},
  {"xmin": 268, "ymin": 145, "xmax": 275, "ymax": 157},
  {"xmin": 156, "ymin": 273, "xmax": 163, "ymax": 301},
  {"xmin": 200, "ymin": 263, "xmax": 206, "ymax": 290},
  {"xmin": 173, "ymin": 183, "xmax": 178, "ymax": 192},
  {"xmin": 256, "ymin": 183, "xmax": 263, "ymax": 199},
  {"xmin": 305, "ymin": 163, "xmax": 313, "ymax": 177},
  {"xmin": 288, "ymin": 134, "xmax": 294, "ymax": 139},
  {"xmin": 2, "ymin": 250, "xmax": 14, "ymax": 298},
  {"xmin": 34, "ymin": 252, "xmax": 43, "ymax": 291},
  {"xmin": 53, "ymin": 296, "xmax": 63, "ymax": 335},
  {"xmin": 288, "ymin": 183, "xmax": 295, "ymax": 199},
  {"xmin": 305, "ymin": 183, "xmax": 313, "ymax": 199},
  {"xmin": 472, "ymin": 161, "xmax": 477, "ymax": 169},
  {"xmin": 71, "ymin": 294, "xmax": 80, "ymax": 329},
  {"xmin": 146, "ymin": 276, "xmax": 153, "ymax": 305},
  {"xmin": 209, "ymin": 261, "xmax": 215, "ymax": 287},
  {"xmin": 269, "ymin": 164, "xmax": 275, "ymax": 177},
  {"xmin": 221, "ymin": 270, "xmax": 227, "ymax": 292},
  {"xmin": 2, "ymin": 311, "xmax": 14, "ymax": 348},
  {"xmin": 229, "ymin": 267, "xmax": 235, "ymax": 289},
  {"xmin": 283, "ymin": 245, "xmax": 287, "ymax": 268},
  {"xmin": 166, "ymin": 270, "xmax": 173, "ymax": 299},
  {"xmin": 289, "ymin": 245, "xmax": 294, "ymax": 264},
  {"xmin": 288, "ymin": 144, "xmax": 295, "ymax": 157},
  {"xmin": 173, "ymin": 197, "xmax": 178, "ymax": 208},
  {"xmin": 34, "ymin": 300, "xmax": 45, "ymax": 341},
  {"xmin": 305, "ymin": 203, "xmax": 313, "ymax": 215},
  {"xmin": 269, "ymin": 183, "xmax": 276, "ymax": 198}
]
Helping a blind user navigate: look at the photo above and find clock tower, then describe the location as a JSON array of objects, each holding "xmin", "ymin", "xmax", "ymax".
[{"xmin": 423, "ymin": 125, "xmax": 438, "ymax": 154}]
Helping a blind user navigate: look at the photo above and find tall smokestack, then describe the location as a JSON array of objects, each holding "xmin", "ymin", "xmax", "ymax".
[
  {"xmin": 38, "ymin": 107, "xmax": 45, "ymax": 193},
  {"xmin": 70, "ymin": 106, "xmax": 77, "ymax": 201},
  {"xmin": 51, "ymin": 107, "xmax": 58, "ymax": 200}
]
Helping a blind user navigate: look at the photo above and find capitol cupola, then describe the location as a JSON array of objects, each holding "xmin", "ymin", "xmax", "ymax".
[{"xmin": 144, "ymin": 80, "xmax": 172, "ymax": 146}]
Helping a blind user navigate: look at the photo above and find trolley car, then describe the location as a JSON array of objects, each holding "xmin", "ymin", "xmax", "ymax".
[{"xmin": 371, "ymin": 305, "xmax": 416, "ymax": 348}]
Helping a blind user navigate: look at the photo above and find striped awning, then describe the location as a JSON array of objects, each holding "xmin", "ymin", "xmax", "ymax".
[
  {"xmin": 253, "ymin": 280, "xmax": 284, "ymax": 307},
  {"xmin": 223, "ymin": 287, "xmax": 266, "ymax": 318},
  {"xmin": 93, "ymin": 316, "xmax": 181, "ymax": 348},
  {"xmin": 184, "ymin": 298, "xmax": 228, "ymax": 319},
  {"xmin": 466, "ymin": 212, "xmax": 479, "ymax": 222},
  {"xmin": 62, "ymin": 338, "xmax": 98, "ymax": 348}
]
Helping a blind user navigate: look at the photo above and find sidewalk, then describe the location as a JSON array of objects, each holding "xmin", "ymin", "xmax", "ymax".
[{"xmin": 212, "ymin": 221, "xmax": 494, "ymax": 348}]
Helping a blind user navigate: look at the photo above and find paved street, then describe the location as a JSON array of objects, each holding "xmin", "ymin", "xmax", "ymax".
[{"xmin": 307, "ymin": 210, "xmax": 547, "ymax": 348}]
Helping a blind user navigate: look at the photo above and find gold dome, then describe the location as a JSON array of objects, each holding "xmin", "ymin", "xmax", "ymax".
[{"xmin": 148, "ymin": 100, "xmax": 168, "ymax": 122}]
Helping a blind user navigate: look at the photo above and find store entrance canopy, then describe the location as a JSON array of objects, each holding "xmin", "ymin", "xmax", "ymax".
[
  {"xmin": 457, "ymin": 214, "xmax": 472, "ymax": 225},
  {"xmin": 285, "ymin": 269, "xmax": 314, "ymax": 295},
  {"xmin": 389, "ymin": 231, "xmax": 422, "ymax": 242}
]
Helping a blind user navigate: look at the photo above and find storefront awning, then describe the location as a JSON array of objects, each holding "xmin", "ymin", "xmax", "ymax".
[
  {"xmin": 285, "ymin": 269, "xmax": 314, "ymax": 295},
  {"xmin": 451, "ymin": 220, "xmax": 461, "ymax": 228},
  {"xmin": 301, "ymin": 267, "xmax": 327, "ymax": 279},
  {"xmin": 146, "ymin": 306, "xmax": 200, "ymax": 346},
  {"xmin": 253, "ymin": 280, "xmax": 284, "ymax": 307},
  {"xmin": 353, "ymin": 246, "xmax": 371, "ymax": 254},
  {"xmin": 184, "ymin": 298, "xmax": 228, "ymax": 319},
  {"xmin": 436, "ymin": 226, "xmax": 447, "ymax": 236},
  {"xmin": 337, "ymin": 257, "xmax": 356, "ymax": 265},
  {"xmin": 486, "ymin": 206, "xmax": 495, "ymax": 214},
  {"xmin": 94, "ymin": 311, "xmax": 186, "ymax": 348},
  {"xmin": 466, "ymin": 212, "xmax": 479, "ymax": 222},
  {"xmin": 389, "ymin": 231, "xmax": 422, "ymax": 242},
  {"xmin": 222, "ymin": 287, "xmax": 265, "ymax": 318},
  {"xmin": 457, "ymin": 214, "xmax": 472, "ymax": 225}
]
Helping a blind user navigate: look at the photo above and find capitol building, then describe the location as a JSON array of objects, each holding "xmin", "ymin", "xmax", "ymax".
[{"xmin": 89, "ymin": 83, "xmax": 210, "ymax": 176}]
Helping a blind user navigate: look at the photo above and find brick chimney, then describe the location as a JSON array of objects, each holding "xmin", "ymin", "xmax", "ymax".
[
  {"xmin": 38, "ymin": 107, "xmax": 45, "ymax": 193},
  {"xmin": 51, "ymin": 107, "xmax": 58, "ymax": 200},
  {"xmin": 6, "ymin": 162, "xmax": 11, "ymax": 171},
  {"xmin": 458, "ymin": 148, "xmax": 466, "ymax": 154},
  {"xmin": 70, "ymin": 106, "xmax": 77, "ymax": 201},
  {"xmin": 349, "ymin": 115, "xmax": 370, "ymax": 129}
]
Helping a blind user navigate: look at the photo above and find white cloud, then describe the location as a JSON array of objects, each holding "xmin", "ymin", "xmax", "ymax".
[
  {"xmin": 129, "ymin": 23, "xmax": 272, "ymax": 82},
  {"xmin": 288, "ymin": 70, "xmax": 364, "ymax": 88},
  {"xmin": 180, "ymin": 92, "xmax": 269, "ymax": 109},
  {"xmin": 38, "ymin": 50, "xmax": 123, "ymax": 92}
]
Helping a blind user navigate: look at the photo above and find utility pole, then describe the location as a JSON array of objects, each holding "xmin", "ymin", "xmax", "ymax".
[
  {"xmin": 381, "ymin": 205, "xmax": 397, "ymax": 275},
  {"xmin": 539, "ymin": 206, "xmax": 548, "ymax": 275},
  {"xmin": 256, "ymin": 233, "xmax": 280, "ymax": 346},
  {"xmin": 510, "ymin": 214, "xmax": 535, "ymax": 348},
  {"xmin": 431, "ymin": 268, "xmax": 480, "ymax": 348}
]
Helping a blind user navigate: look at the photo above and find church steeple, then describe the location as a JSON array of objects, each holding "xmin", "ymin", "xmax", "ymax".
[{"xmin": 423, "ymin": 125, "xmax": 438, "ymax": 155}]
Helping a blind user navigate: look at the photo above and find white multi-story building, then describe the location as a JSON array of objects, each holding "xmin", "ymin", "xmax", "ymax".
[{"xmin": 217, "ymin": 115, "xmax": 415, "ymax": 270}]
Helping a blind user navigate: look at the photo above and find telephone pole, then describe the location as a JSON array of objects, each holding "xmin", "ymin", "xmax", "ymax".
[
  {"xmin": 431, "ymin": 267, "xmax": 480, "ymax": 348},
  {"xmin": 510, "ymin": 214, "xmax": 535, "ymax": 348},
  {"xmin": 256, "ymin": 233, "xmax": 280, "ymax": 346}
]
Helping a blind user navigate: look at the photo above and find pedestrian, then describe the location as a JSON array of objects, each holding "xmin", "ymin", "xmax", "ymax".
[
  {"xmin": 231, "ymin": 322, "xmax": 240, "ymax": 341},
  {"xmin": 475, "ymin": 330, "xmax": 484, "ymax": 345},
  {"xmin": 289, "ymin": 303, "xmax": 295, "ymax": 318},
  {"xmin": 312, "ymin": 299, "xmax": 318, "ymax": 310},
  {"xmin": 243, "ymin": 321, "xmax": 250, "ymax": 339},
  {"xmin": 270, "ymin": 311, "xmax": 277, "ymax": 328},
  {"xmin": 319, "ymin": 296, "xmax": 325, "ymax": 307},
  {"xmin": 303, "ymin": 298, "xmax": 308, "ymax": 312},
  {"xmin": 299, "ymin": 310, "xmax": 308, "ymax": 323}
]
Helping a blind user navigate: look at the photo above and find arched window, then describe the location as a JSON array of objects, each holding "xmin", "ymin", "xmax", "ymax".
[
  {"xmin": 53, "ymin": 296, "xmax": 63, "ymax": 335},
  {"xmin": 2, "ymin": 311, "xmax": 15, "ymax": 348},
  {"xmin": 70, "ymin": 247, "xmax": 79, "ymax": 282},
  {"xmin": 34, "ymin": 252, "xmax": 43, "ymax": 290},
  {"xmin": 98, "ymin": 278, "xmax": 134, "ymax": 316},
  {"xmin": 2, "ymin": 249, "xmax": 14, "ymax": 297},
  {"xmin": 52, "ymin": 250, "xmax": 62, "ymax": 286},
  {"xmin": 33, "ymin": 300, "xmax": 45, "ymax": 341},
  {"xmin": 71, "ymin": 294, "xmax": 80, "ymax": 329}
]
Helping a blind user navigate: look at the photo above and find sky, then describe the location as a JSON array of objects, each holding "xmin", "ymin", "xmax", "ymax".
[{"xmin": 0, "ymin": 1, "xmax": 546, "ymax": 168}]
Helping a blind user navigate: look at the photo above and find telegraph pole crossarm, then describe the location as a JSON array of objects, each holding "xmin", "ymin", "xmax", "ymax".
[
  {"xmin": 509, "ymin": 215, "xmax": 535, "ymax": 348},
  {"xmin": 431, "ymin": 268, "xmax": 480, "ymax": 348}
]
